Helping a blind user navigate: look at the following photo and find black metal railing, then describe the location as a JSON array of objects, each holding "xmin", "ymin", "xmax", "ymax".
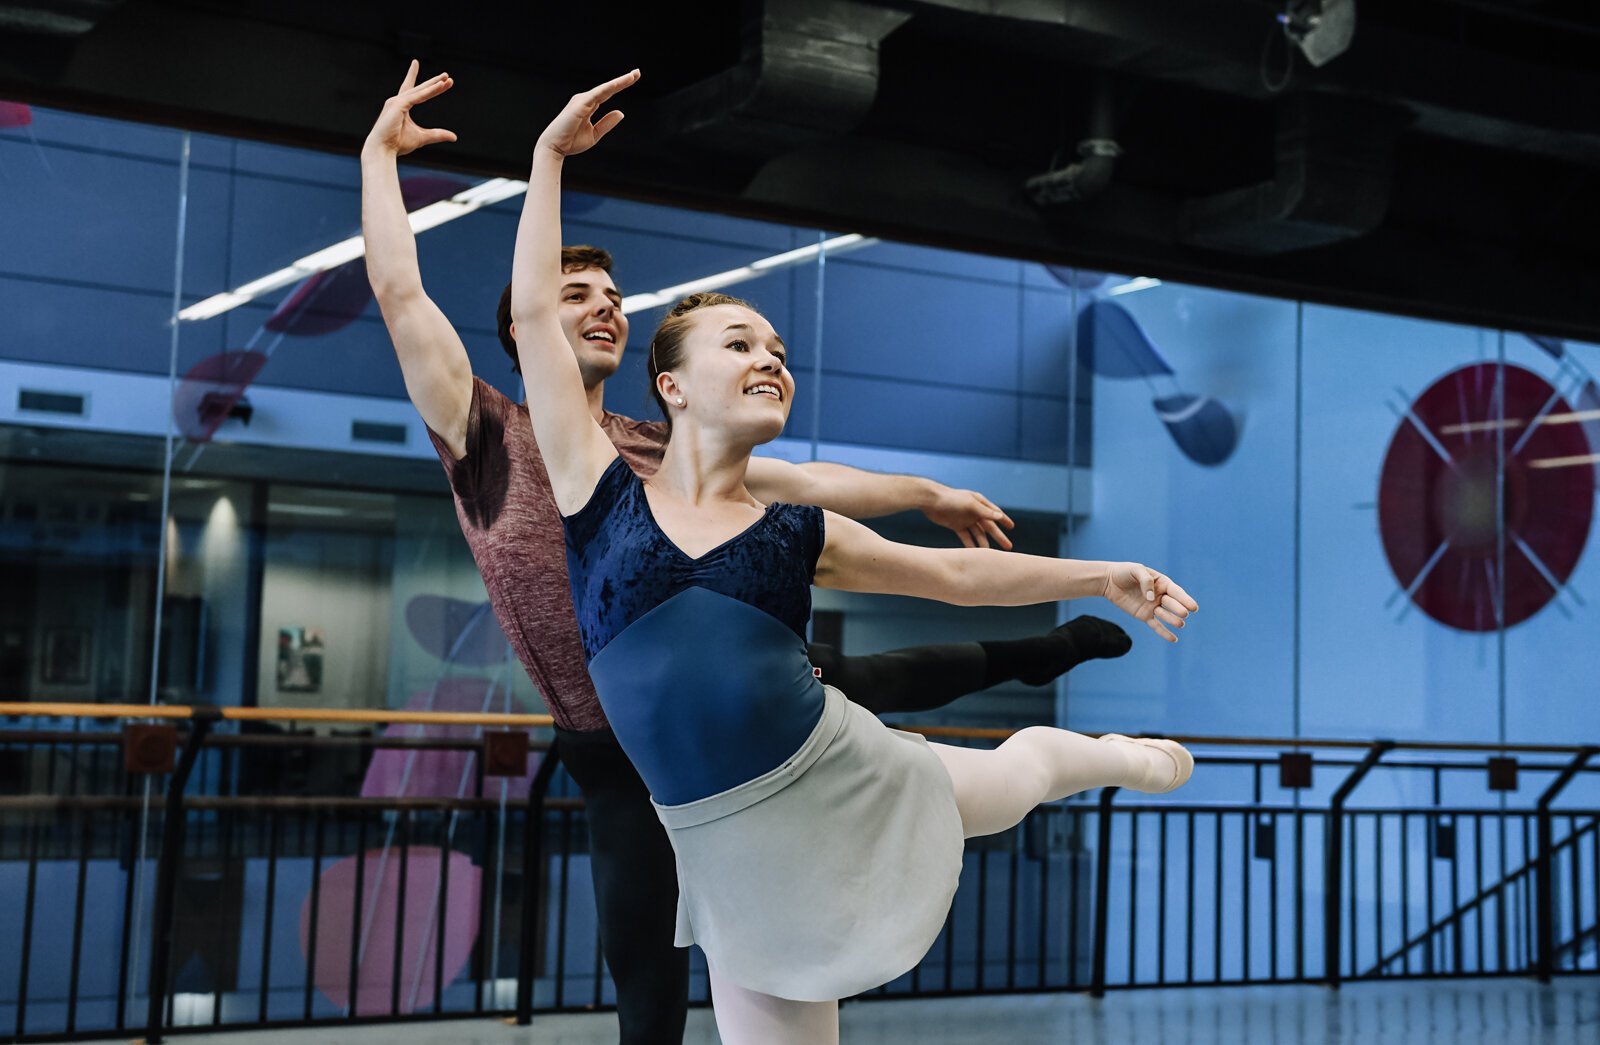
[{"xmin": 1, "ymin": 707, "xmax": 1596, "ymax": 1042}]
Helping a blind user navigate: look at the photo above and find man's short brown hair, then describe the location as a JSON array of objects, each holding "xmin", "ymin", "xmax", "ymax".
[{"xmin": 496, "ymin": 245, "xmax": 616, "ymax": 372}]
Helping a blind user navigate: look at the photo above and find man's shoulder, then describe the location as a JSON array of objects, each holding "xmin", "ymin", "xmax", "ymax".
[
  {"xmin": 601, "ymin": 410, "xmax": 668, "ymax": 445},
  {"xmin": 471, "ymin": 374, "xmax": 517, "ymax": 413}
]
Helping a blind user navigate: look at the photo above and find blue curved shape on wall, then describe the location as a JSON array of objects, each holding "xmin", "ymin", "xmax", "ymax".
[
  {"xmin": 1524, "ymin": 333, "xmax": 1565, "ymax": 359},
  {"xmin": 1076, "ymin": 299, "xmax": 1176, "ymax": 379},
  {"xmin": 1045, "ymin": 265, "xmax": 1107, "ymax": 291},
  {"xmin": 1153, "ymin": 393, "xmax": 1240, "ymax": 466}
]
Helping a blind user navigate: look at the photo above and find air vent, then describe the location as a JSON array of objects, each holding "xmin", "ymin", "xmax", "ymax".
[
  {"xmin": 351, "ymin": 420, "xmax": 407, "ymax": 445},
  {"xmin": 18, "ymin": 389, "xmax": 86, "ymax": 416}
]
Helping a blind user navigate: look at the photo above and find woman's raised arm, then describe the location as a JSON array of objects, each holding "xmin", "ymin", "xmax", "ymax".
[
  {"xmin": 509, "ymin": 70, "xmax": 640, "ymax": 515},
  {"xmin": 814, "ymin": 512, "xmax": 1199, "ymax": 642}
]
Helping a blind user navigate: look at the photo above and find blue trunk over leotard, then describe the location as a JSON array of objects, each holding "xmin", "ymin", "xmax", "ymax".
[{"xmin": 563, "ymin": 455, "xmax": 827, "ymax": 806}]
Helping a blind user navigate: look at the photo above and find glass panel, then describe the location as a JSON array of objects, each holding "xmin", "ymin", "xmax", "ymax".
[
  {"xmin": 1499, "ymin": 333, "xmax": 1600, "ymax": 747},
  {"xmin": 0, "ymin": 102, "xmax": 191, "ymax": 1039},
  {"xmin": 1, "ymin": 106, "xmax": 188, "ymax": 713},
  {"xmin": 1066, "ymin": 279, "xmax": 1298, "ymax": 739},
  {"xmin": 1299, "ymin": 307, "xmax": 1504, "ymax": 752}
]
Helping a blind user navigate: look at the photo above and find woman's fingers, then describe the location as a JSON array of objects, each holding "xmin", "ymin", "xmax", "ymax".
[
  {"xmin": 399, "ymin": 59, "xmax": 419, "ymax": 93},
  {"xmin": 1161, "ymin": 578, "xmax": 1199, "ymax": 613},
  {"xmin": 1133, "ymin": 564, "xmax": 1156, "ymax": 602},
  {"xmin": 956, "ymin": 527, "xmax": 975, "ymax": 550},
  {"xmin": 1154, "ymin": 605, "xmax": 1185, "ymax": 630},
  {"xmin": 590, "ymin": 108, "xmax": 626, "ymax": 144},
  {"xmin": 1159, "ymin": 593, "xmax": 1189, "ymax": 620},
  {"xmin": 1146, "ymin": 616, "xmax": 1178, "ymax": 642},
  {"xmin": 422, "ymin": 126, "xmax": 458, "ymax": 145},
  {"xmin": 584, "ymin": 68, "xmax": 641, "ymax": 107},
  {"xmin": 407, "ymin": 73, "xmax": 452, "ymax": 103}
]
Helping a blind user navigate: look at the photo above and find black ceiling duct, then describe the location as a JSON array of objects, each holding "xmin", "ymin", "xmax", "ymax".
[
  {"xmin": 644, "ymin": 0, "xmax": 910, "ymax": 162},
  {"xmin": 1180, "ymin": 93, "xmax": 1407, "ymax": 255}
]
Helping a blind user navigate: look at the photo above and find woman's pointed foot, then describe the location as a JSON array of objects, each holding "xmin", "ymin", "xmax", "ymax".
[{"xmin": 1100, "ymin": 734, "xmax": 1193, "ymax": 793}]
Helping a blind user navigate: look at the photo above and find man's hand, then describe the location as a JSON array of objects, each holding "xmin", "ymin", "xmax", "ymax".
[
  {"xmin": 364, "ymin": 61, "xmax": 458, "ymax": 159},
  {"xmin": 1102, "ymin": 563, "xmax": 1199, "ymax": 642},
  {"xmin": 923, "ymin": 485, "xmax": 1015, "ymax": 550},
  {"xmin": 536, "ymin": 70, "xmax": 640, "ymax": 159}
]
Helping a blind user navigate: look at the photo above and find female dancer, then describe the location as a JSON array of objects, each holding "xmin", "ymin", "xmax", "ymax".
[{"xmin": 512, "ymin": 71, "xmax": 1199, "ymax": 1044}]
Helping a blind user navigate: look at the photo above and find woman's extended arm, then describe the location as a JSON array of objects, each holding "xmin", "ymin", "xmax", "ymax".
[
  {"xmin": 814, "ymin": 511, "xmax": 1198, "ymax": 641},
  {"xmin": 508, "ymin": 70, "xmax": 639, "ymax": 515}
]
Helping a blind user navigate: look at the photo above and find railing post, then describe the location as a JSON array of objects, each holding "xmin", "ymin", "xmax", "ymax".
[
  {"xmin": 1535, "ymin": 747, "xmax": 1594, "ymax": 982},
  {"xmin": 515, "ymin": 741, "xmax": 562, "ymax": 1026},
  {"xmin": 144, "ymin": 708, "xmax": 218, "ymax": 1045},
  {"xmin": 1324, "ymin": 740, "xmax": 1392, "ymax": 989},
  {"xmin": 1089, "ymin": 786, "xmax": 1119, "ymax": 999}
]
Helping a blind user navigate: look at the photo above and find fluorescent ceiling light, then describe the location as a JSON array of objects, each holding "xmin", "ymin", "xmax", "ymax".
[
  {"xmin": 178, "ymin": 177, "xmax": 872, "ymax": 326},
  {"xmin": 176, "ymin": 178, "xmax": 529, "ymax": 323},
  {"xmin": 1106, "ymin": 276, "xmax": 1162, "ymax": 296},
  {"xmin": 620, "ymin": 234, "xmax": 879, "ymax": 315}
]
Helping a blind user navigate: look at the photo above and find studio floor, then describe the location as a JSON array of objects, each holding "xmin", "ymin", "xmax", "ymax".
[{"xmin": 101, "ymin": 976, "xmax": 1599, "ymax": 1044}]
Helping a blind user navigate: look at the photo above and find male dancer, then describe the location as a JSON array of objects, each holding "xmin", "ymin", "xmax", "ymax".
[{"xmin": 361, "ymin": 62, "xmax": 1130, "ymax": 1042}]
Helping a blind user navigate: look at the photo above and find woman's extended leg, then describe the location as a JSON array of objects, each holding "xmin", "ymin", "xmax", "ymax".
[
  {"xmin": 708, "ymin": 967, "xmax": 838, "ymax": 1045},
  {"xmin": 930, "ymin": 728, "xmax": 1192, "ymax": 838}
]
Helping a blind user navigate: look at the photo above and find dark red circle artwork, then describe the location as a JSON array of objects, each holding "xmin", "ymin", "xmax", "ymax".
[{"xmin": 1378, "ymin": 363, "xmax": 1594, "ymax": 631}]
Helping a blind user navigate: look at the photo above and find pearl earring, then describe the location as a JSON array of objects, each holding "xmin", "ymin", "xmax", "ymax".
[{"xmin": 676, "ymin": 397, "xmax": 686, "ymax": 406}]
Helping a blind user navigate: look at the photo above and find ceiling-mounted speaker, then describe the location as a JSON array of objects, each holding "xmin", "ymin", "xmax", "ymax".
[{"xmin": 1282, "ymin": 0, "xmax": 1356, "ymax": 68}]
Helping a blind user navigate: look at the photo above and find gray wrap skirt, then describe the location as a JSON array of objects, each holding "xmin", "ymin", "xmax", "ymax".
[{"xmin": 653, "ymin": 684, "xmax": 965, "ymax": 1002}]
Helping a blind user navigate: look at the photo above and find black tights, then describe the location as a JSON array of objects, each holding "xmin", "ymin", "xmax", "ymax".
[{"xmin": 556, "ymin": 726, "xmax": 688, "ymax": 1045}]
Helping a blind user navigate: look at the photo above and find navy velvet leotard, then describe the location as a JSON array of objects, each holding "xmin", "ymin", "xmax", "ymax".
[{"xmin": 562, "ymin": 455, "xmax": 827, "ymax": 805}]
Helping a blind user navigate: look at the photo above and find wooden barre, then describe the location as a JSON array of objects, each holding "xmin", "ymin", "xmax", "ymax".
[
  {"xmin": 0, "ymin": 701, "xmax": 1592, "ymax": 754},
  {"xmin": 0, "ymin": 701, "xmax": 554, "ymax": 729}
]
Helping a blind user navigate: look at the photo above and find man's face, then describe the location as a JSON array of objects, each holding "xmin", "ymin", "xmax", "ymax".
[{"xmin": 558, "ymin": 267, "xmax": 629, "ymax": 387}]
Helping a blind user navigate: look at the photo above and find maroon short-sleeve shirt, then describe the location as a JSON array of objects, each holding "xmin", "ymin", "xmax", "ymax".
[{"xmin": 428, "ymin": 376, "xmax": 667, "ymax": 731}]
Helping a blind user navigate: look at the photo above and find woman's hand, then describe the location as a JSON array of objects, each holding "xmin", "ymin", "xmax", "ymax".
[
  {"xmin": 364, "ymin": 60, "xmax": 458, "ymax": 158},
  {"xmin": 536, "ymin": 69, "xmax": 641, "ymax": 159},
  {"xmin": 1102, "ymin": 563, "xmax": 1198, "ymax": 642}
]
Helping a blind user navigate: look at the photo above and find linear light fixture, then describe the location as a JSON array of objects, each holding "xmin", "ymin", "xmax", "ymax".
[
  {"xmin": 1106, "ymin": 276, "xmax": 1162, "ymax": 296},
  {"xmin": 619, "ymin": 234, "xmax": 880, "ymax": 315},
  {"xmin": 176, "ymin": 178, "xmax": 529, "ymax": 322}
]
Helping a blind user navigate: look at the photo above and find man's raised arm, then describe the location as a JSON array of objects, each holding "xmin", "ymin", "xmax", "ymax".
[
  {"xmin": 744, "ymin": 456, "xmax": 1016, "ymax": 549},
  {"xmin": 361, "ymin": 61, "xmax": 474, "ymax": 459}
]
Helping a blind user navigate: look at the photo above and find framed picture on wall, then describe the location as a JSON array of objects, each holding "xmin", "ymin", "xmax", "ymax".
[
  {"xmin": 276, "ymin": 627, "xmax": 324, "ymax": 693},
  {"xmin": 43, "ymin": 628, "xmax": 91, "ymax": 684}
]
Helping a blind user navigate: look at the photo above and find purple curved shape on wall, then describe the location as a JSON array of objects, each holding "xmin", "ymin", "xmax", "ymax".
[
  {"xmin": 1076, "ymin": 299, "xmax": 1176, "ymax": 379},
  {"xmin": 264, "ymin": 176, "xmax": 471, "ymax": 337},
  {"xmin": 405, "ymin": 595, "xmax": 511, "ymax": 667},
  {"xmin": 400, "ymin": 175, "xmax": 469, "ymax": 212},
  {"xmin": 1152, "ymin": 393, "xmax": 1241, "ymax": 466},
  {"xmin": 0, "ymin": 101, "xmax": 31, "ymax": 128},
  {"xmin": 264, "ymin": 259, "xmax": 373, "ymax": 336},
  {"xmin": 172, "ymin": 350, "xmax": 268, "ymax": 443},
  {"xmin": 360, "ymin": 680, "xmax": 541, "ymax": 799},
  {"xmin": 298, "ymin": 847, "xmax": 482, "ymax": 1015}
]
